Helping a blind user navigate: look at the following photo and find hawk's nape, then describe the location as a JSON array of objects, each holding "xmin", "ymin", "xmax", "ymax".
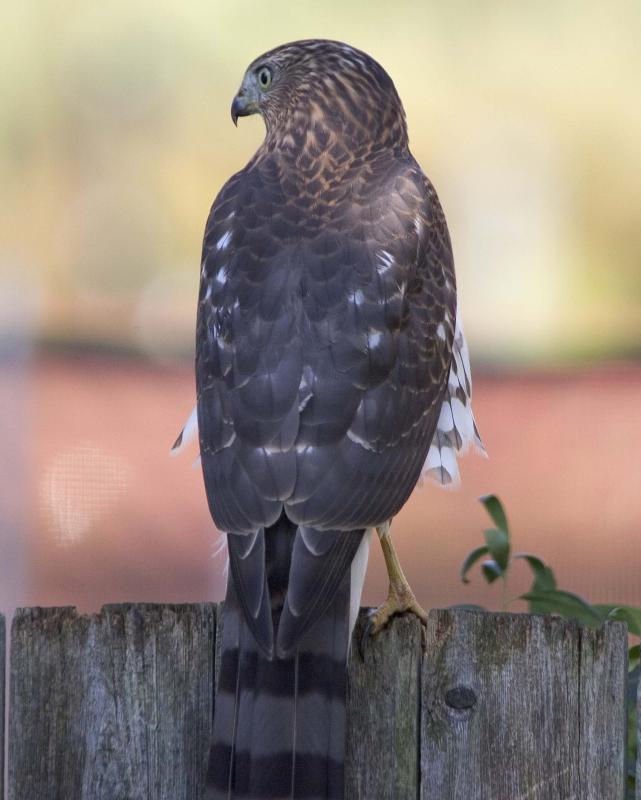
[{"xmin": 188, "ymin": 39, "xmax": 482, "ymax": 799}]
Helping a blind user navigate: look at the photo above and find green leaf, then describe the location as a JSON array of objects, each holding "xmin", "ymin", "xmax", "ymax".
[
  {"xmin": 482, "ymin": 559, "xmax": 503, "ymax": 584},
  {"xmin": 515, "ymin": 553, "xmax": 557, "ymax": 592},
  {"xmin": 484, "ymin": 528, "xmax": 510, "ymax": 570},
  {"xmin": 594, "ymin": 604, "xmax": 641, "ymax": 638},
  {"xmin": 520, "ymin": 589, "xmax": 602, "ymax": 627},
  {"xmin": 629, "ymin": 645, "xmax": 640, "ymax": 672},
  {"xmin": 460, "ymin": 545, "xmax": 489, "ymax": 584},
  {"xmin": 479, "ymin": 494, "xmax": 509, "ymax": 534}
]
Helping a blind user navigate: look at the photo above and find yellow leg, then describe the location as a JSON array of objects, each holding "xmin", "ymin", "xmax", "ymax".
[{"xmin": 367, "ymin": 521, "xmax": 428, "ymax": 636}]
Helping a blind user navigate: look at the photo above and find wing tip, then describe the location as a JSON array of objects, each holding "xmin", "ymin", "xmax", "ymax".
[
  {"xmin": 169, "ymin": 430, "xmax": 184, "ymax": 455},
  {"xmin": 171, "ymin": 405, "xmax": 199, "ymax": 457}
]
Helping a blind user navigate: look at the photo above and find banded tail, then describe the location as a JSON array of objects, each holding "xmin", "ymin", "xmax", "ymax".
[{"xmin": 206, "ymin": 514, "xmax": 369, "ymax": 799}]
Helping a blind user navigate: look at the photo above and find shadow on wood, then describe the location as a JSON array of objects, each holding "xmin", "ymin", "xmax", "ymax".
[{"xmin": 3, "ymin": 605, "xmax": 632, "ymax": 799}]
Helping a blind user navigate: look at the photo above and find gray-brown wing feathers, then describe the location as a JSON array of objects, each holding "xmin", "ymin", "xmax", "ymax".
[{"xmin": 196, "ymin": 161, "xmax": 455, "ymax": 535}]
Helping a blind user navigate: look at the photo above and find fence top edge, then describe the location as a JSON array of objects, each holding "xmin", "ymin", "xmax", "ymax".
[
  {"xmin": 428, "ymin": 607, "xmax": 629, "ymax": 638},
  {"xmin": 9, "ymin": 604, "xmax": 628, "ymax": 638},
  {"xmin": 12, "ymin": 602, "xmax": 219, "ymax": 626}
]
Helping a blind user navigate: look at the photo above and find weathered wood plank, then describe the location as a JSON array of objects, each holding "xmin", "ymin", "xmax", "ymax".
[
  {"xmin": 637, "ymin": 666, "xmax": 641, "ymax": 800},
  {"xmin": 346, "ymin": 610, "xmax": 422, "ymax": 799},
  {"xmin": 1, "ymin": 613, "xmax": 5, "ymax": 800},
  {"xmin": 578, "ymin": 622, "xmax": 629, "ymax": 798},
  {"xmin": 421, "ymin": 609, "xmax": 627, "ymax": 800},
  {"xmin": 213, "ymin": 602, "xmax": 225, "ymax": 694},
  {"xmin": 9, "ymin": 604, "xmax": 216, "ymax": 800},
  {"xmin": 7, "ymin": 604, "xmax": 632, "ymax": 799}
]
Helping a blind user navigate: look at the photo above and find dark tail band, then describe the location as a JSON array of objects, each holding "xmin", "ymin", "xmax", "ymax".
[{"xmin": 207, "ymin": 515, "xmax": 360, "ymax": 799}]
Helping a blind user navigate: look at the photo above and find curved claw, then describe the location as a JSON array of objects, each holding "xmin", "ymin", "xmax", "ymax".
[{"xmin": 360, "ymin": 590, "xmax": 428, "ymax": 655}]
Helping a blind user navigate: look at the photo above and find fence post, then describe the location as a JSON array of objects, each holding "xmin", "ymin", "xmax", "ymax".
[
  {"xmin": 8, "ymin": 604, "xmax": 216, "ymax": 800},
  {"xmin": 421, "ymin": 609, "xmax": 628, "ymax": 800},
  {"xmin": 6, "ymin": 604, "xmax": 631, "ymax": 799},
  {"xmin": 637, "ymin": 669, "xmax": 640, "ymax": 800},
  {"xmin": 345, "ymin": 611, "xmax": 422, "ymax": 798},
  {"xmin": 1, "ymin": 613, "xmax": 5, "ymax": 800}
]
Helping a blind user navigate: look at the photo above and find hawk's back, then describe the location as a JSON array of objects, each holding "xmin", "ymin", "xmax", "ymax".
[{"xmin": 196, "ymin": 147, "xmax": 456, "ymax": 535}]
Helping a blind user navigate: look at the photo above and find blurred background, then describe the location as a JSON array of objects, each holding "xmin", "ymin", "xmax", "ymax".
[{"xmin": 1, "ymin": 0, "xmax": 640, "ymax": 624}]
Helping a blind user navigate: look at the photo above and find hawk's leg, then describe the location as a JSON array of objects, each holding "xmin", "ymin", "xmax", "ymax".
[{"xmin": 362, "ymin": 521, "xmax": 428, "ymax": 649}]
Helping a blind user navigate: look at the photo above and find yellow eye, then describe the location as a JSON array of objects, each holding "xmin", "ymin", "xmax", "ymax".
[{"xmin": 257, "ymin": 66, "xmax": 272, "ymax": 90}]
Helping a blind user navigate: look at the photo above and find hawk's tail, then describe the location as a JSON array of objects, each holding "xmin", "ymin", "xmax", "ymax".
[{"xmin": 206, "ymin": 515, "xmax": 369, "ymax": 799}]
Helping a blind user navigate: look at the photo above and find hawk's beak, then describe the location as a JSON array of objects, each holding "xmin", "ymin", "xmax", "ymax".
[
  {"xmin": 230, "ymin": 95, "xmax": 244, "ymax": 127},
  {"xmin": 231, "ymin": 89, "xmax": 258, "ymax": 126}
]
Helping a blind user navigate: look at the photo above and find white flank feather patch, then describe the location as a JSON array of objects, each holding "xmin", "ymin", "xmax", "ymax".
[
  {"xmin": 171, "ymin": 405, "xmax": 198, "ymax": 456},
  {"xmin": 376, "ymin": 250, "xmax": 394, "ymax": 274},
  {"xmin": 211, "ymin": 532, "xmax": 229, "ymax": 579},
  {"xmin": 347, "ymin": 427, "xmax": 377, "ymax": 451},
  {"xmin": 421, "ymin": 314, "xmax": 486, "ymax": 489},
  {"xmin": 216, "ymin": 230, "xmax": 232, "ymax": 251},
  {"xmin": 349, "ymin": 529, "xmax": 372, "ymax": 643},
  {"xmin": 214, "ymin": 265, "xmax": 228, "ymax": 286}
]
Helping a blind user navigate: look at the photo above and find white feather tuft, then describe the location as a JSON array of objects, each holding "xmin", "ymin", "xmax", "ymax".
[
  {"xmin": 420, "ymin": 313, "xmax": 485, "ymax": 489},
  {"xmin": 349, "ymin": 529, "xmax": 372, "ymax": 643},
  {"xmin": 211, "ymin": 532, "xmax": 229, "ymax": 578},
  {"xmin": 171, "ymin": 405, "xmax": 198, "ymax": 456},
  {"xmin": 216, "ymin": 230, "xmax": 232, "ymax": 251},
  {"xmin": 376, "ymin": 250, "xmax": 395, "ymax": 274}
]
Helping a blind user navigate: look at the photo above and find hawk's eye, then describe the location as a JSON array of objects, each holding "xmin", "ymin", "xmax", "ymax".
[{"xmin": 257, "ymin": 66, "xmax": 272, "ymax": 90}]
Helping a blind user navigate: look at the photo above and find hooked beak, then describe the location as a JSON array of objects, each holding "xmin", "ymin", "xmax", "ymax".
[{"xmin": 231, "ymin": 86, "xmax": 259, "ymax": 126}]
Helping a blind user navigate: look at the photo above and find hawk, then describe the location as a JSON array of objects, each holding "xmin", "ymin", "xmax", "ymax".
[{"xmin": 173, "ymin": 39, "xmax": 483, "ymax": 800}]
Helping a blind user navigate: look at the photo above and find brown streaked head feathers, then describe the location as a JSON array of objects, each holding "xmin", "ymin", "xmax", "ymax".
[{"xmin": 231, "ymin": 39, "xmax": 409, "ymax": 155}]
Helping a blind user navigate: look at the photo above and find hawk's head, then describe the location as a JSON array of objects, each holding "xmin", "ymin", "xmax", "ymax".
[{"xmin": 231, "ymin": 39, "xmax": 408, "ymax": 151}]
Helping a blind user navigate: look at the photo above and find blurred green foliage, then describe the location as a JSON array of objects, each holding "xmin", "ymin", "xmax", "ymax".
[{"xmin": 2, "ymin": 2, "xmax": 641, "ymax": 362}]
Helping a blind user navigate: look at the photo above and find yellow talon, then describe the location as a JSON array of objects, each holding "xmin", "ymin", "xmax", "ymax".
[{"xmin": 366, "ymin": 521, "xmax": 428, "ymax": 638}]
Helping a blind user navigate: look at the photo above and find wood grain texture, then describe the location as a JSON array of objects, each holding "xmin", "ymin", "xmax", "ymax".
[
  {"xmin": 213, "ymin": 602, "xmax": 224, "ymax": 695},
  {"xmin": 578, "ymin": 619, "xmax": 629, "ymax": 799},
  {"xmin": 8, "ymin": 604, "xmax": 216, "ymax": 800},
  {"xmin": 345, "ymin": 610, "xmax": 422, "ymax": 800},
  {"xmin": 637, "ymin": 667, "xmax": 640, "ymax": 800},
  {"xmin": 5, "ymin": 605, "xmax": 631, "ymax": 799},
  {"xmin": 1, "ymin": 613, "xmax": 5, "ymax": 800},
  {"xmin": 421, "ymin": 609, "xmax": 627, "ymax": 800}
]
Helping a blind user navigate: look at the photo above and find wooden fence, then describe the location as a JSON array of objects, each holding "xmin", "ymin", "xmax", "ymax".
[{"xmin": 1, "ymin": 604, "xmax": 637, "ymax": 799}]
